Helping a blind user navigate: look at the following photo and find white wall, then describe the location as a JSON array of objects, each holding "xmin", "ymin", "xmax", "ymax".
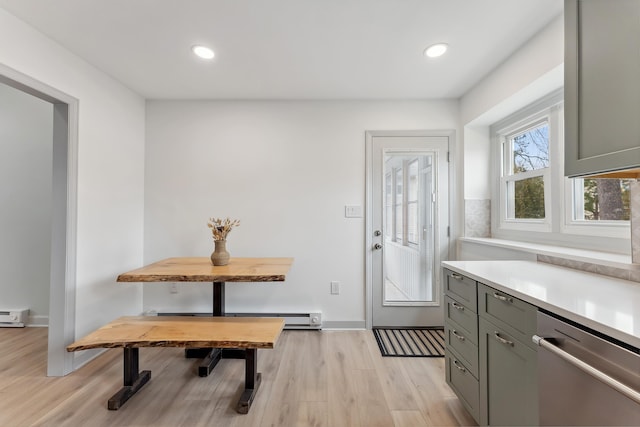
[
  {"xmin": 460, "ymin": 14, "xmax": 563, "ymax": 203},
  {"xmin": 0, "ymin": 83, "xmax": 52, "ymax": 324},
  {"xmin": 461, "ymin": 14, "xmax": 564, "ymax": 126},
  {"xmin": 453, "ymin": 13, "xmax": 563, "ymax": 254},
  {"xmin": 0, "ymin": 9, "xmax": 145, "ymax": 355},
  {"xmin": 145, "ymin": 100, "xmax": 459, "ymax": 326}
]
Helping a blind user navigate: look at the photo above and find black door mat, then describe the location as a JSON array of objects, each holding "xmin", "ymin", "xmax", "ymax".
[{"xmin": 372, "ymin": 327, "xmax": 445, "ymax": 357}]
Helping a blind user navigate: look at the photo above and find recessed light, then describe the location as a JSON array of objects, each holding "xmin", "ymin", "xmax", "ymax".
[
  {"xmin": 424, "ymin": 43, "xmax": 448, "ymax": 58},
  {"xmin": 192, "ymin": 45, "xmax": 215, "ymax": 60}
]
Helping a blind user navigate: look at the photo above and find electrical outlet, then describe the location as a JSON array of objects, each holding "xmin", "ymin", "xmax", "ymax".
[
  {"xmin": 330, "ymin": 281, "xmax": 340, "ymax": 295},
  {"xmin": 169, "ymin": 283, "xmax": 178, "ymax": 294}
]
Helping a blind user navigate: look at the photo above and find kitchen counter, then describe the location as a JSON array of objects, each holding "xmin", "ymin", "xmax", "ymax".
[{"xmin": 442, "ymin": 260, "xmax": 640, "ymax": 349}]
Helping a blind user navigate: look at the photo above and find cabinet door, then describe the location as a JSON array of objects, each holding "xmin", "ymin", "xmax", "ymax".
[
  {"xmin": 479, "ymin": 318, "xmax": 538, "ymax": 426},
  {"xmin": 565, "ymin": 0, "xmax": 640, "ymax": 177}
]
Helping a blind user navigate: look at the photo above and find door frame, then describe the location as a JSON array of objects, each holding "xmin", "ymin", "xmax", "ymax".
[
  {"xmin": 0, "ymin": 63, "xmax": 79, "ymax": 376},
  {"xmin": 365, "ymin": 130, "xmax": 456, "ymax": 330}
]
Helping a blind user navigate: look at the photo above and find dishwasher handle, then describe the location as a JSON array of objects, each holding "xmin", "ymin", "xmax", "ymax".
[{"xmin": 533, "ymin": 334, "xmax": 640, "ymax": 405}]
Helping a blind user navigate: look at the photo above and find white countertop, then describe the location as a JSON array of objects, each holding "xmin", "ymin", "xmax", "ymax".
[{"xmin": 442, "ymin": 260, "xmax": 640, "ymax": 349}]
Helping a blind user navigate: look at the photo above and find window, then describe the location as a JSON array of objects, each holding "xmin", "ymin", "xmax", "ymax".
[
  {"xmin": 502, "ymin": 121, "xmax": 550, "ymax": 221},
  {"xmin": 384, "ymin": 156, "xmax": 422, "ymax": 246},
  {"xmin": 495, "ymin": 106, "xmax": 554, "ymax": 232},
  {"xmin": 385, "ymin": 173, "xmax": 392, "ymax": 239},
  {"xmin": 571, "ymin": 178, "xmax": 632, "ymax": 221},
  {"xmin": 491, "ymin": 89, "xmax": 629, "ymax": 244},
  {"xmin": 394, "ymin": 168, "xmax": 403, "ymax": 241},
  {"xmin": 407, "ymin": 160, "xmax": 419, "ymax": 244}
]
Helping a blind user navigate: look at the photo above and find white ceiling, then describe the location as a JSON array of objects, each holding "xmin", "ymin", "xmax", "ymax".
[{"xmin": 0, "ymin": 0, "xmax": 563, "ymax": 100}]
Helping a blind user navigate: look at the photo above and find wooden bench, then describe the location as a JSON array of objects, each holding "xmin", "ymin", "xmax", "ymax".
[{"xmin": 66, "ymin": 316, "xmax": 285, "ymax": 413}]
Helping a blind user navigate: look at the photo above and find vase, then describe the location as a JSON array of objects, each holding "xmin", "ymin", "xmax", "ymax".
[{"xmin": 211, "ymin": 239, "xmax": 230, "ymax": 266}]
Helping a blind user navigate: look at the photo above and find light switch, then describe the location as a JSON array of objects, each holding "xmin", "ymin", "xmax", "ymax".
[
  {"xmin": 330, "ymin": 281, "xmax": 340, "ymax": 294},
  {"xmin": 345, "ymin": 205, "xmax": 363, "ymax": 218}
]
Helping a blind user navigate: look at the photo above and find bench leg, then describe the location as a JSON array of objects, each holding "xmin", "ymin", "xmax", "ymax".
[
  {"xmin": 236, "ymin": 348, "xmax": 262, "ymax": 414},
  {"xmin": 108, "ymin": 348, "xmax": 151, "ymax": 410},
  {"xmin": 192, "ymin": 347, "xmax": 245, "ymax": 377},
  {"xmin": 198, "ymin": 348, "xmax": 222, "ymax": 377}
]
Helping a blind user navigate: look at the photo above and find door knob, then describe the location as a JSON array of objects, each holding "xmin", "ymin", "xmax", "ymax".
[
  {"xmin": 374, "ymin": 230, "xmax": 382, "ymax": 236},
  {"xmin": 373, "ymin": 243, "xmax": 382, "ymax": 250}
]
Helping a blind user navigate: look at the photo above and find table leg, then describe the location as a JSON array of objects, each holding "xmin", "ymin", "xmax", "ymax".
[
  {"xmin": 189, "ymin": 281, "xmax": 227, "ymax": 374},
  {"xmin": 236, "ymin": 348, "xmax": 261, "ymax": 414},
  {"xmin": 213, "ymin": 281, "xmax": 225, "ymax": 316},
  {"xmin": 108, "ymin": 348, "xmax": 151, "ymax": 410}
]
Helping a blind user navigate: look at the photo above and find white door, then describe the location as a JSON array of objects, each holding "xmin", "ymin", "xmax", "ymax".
[{"xmin": 366, "ymin": 132, "xmax": 450, "ymax": 327}]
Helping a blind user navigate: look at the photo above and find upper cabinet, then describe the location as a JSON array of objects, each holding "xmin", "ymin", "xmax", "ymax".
[{"xmin": 565, "ymin": 0, "xmax": 640, "ymax": 178}]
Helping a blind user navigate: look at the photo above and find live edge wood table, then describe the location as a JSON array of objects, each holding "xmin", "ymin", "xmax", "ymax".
[
  {"xmin": 116, "ymin": 257, "xmax": 294, "ymax": 376},
  {"xmin": 102, "ymin": 257, "xmax": 293, "ymax": 413},
  {"xmin": 67, "ymin": 316, "xmax": 285, "ymax": 413}
]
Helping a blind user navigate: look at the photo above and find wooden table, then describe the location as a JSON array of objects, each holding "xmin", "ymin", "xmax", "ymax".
[
  {"xmin": 67, "ymin": 316, "xmax": 285, "ymax": 412},
  {"xmin": 117, "ymin": 257, "xmax": 294, "ymax": 376}
]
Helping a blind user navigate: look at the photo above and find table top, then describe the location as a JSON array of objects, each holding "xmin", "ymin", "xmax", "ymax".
[
  {"xmin": 117, "ymin": 257, "xmax": 294, "ymax": 283},
  {"xmin": 66, "ymin": 316, "xmax": 285, "ymax": 351}
]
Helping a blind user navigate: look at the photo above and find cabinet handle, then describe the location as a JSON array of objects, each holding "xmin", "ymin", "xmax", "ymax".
[
  {"xmin": 492, "ymin": 292, "xmax": 513, "ymax": 303},
  {"xmin": 452, "ymin": 330, "xmax": 466, "ymax": 341},
  {"xmin": 494, "ymin": 331, "xmax": 514, "ymax": 347},
  {"xmin": 451, "ymin": 302, "xmax": 465, "ymax": 311},
  {"xmin": 453, "ymin": 359, "xmax": 467, "ymax": 372},
  {"xmin": 450, "ymin": 273, "xmax": 464, "ymax": 280}
]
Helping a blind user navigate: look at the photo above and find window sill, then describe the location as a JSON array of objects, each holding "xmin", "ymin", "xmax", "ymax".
[{"xmin": 459, "ymin": 237, "xmax": 638, "ymax": 271}]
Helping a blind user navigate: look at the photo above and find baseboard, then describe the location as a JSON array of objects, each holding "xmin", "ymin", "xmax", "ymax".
[
  {"xmin": 27, "ymin": 315, "xmax": 49, "ymax": 327},
  {"xmin": 72, "ymin": 348, "xmax": 106, "ymax": 370},
  {"xmin": 321, "ymin": 320, "xmax": 366, "ymax": 330}
]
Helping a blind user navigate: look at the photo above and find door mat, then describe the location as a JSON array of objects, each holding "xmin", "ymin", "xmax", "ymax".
[{"xmin": 372, "ymin": 327, "xmax": 445, "ymax": 357}]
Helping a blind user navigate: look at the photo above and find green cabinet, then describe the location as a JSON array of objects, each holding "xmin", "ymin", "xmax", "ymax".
[
  {"xmin": 565, "ymin": 0, "xmax": 640, "ymax": 177},
  {"xmin": 478, "ymin": 283, "xmax": 538, "ymax": 426},
  {"xmin": 478, "ymin": 318, "xmax": 538, "ymax": 426},
  {"xmin": 443, "ymin": 269, "xmax": 480, "ymax": 423},
  {"xmin": 443, "ymin": 269, "xmax": 538, "ymax": 426}
]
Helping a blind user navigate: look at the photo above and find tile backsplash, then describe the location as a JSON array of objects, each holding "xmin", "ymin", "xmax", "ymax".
[
  {"xmin": 538, "ymin": 254, "xmax": 640, "ymax": 283},
  {"xmin": 465, "ymin": 199, "xmax": 490, "ymax": 238}
]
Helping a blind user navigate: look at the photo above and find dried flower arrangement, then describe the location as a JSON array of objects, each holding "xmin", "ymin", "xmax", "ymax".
[{"xmin": 207, "ymin": 217, "xmax": 240, "ymax": 241}]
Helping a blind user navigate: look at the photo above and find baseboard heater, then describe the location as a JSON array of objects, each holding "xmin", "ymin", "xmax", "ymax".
[
  {"xmin": 0, "ymin": 309, "xmax": 29, "ymax": 327},
  {"xmin": 158, "ymin": 312, "xmax": 322, "ymax": 330}
]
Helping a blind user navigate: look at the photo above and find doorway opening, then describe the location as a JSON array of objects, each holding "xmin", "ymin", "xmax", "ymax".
[{"xmin": 0, "ymin": 65, "xmax": 78, "ymax": 376}]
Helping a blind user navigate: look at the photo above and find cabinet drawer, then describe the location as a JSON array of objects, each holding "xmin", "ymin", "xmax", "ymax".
[
  {"xmin": 445, "ymin": 296, "xmax": 478, "ymax": 343},
  {"xmin": 446, "ymin": 349, "xmax": 480, "ymax": 422},
  {"xmin": 445, "ymin": 322, "xmax": 479, "ymax": 379},
  {"xmin": 444, "ymin": 269, "xmax": 477, "ymax": 310},
  {"xmin": 478, "ymin": 283, "xmax": 536, "ymax": 348}
]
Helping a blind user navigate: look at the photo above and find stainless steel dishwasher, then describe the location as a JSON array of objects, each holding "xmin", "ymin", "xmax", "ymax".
[{"xmin": 533, "ymin": 310, "xmax": 640, "ymax": 426}]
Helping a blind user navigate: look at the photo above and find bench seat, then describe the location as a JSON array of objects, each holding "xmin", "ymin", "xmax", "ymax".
[
  {"xmin": 67, "ymin": 316, "xmax": 285, "ymax": 413},
  {"xmin": 67, "ymin": 316, "xmax": 284, "ymax": 351}
]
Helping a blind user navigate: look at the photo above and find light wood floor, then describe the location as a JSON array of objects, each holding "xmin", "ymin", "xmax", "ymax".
[{"xmin": 0, "ymin": 327, "xmax": 477, "ymax": 427}]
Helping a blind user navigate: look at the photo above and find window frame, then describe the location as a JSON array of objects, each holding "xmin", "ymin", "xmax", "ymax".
[
  {"xmin": 490, "ymin": 89, "xmax": 630, "ymax": 243},
  {"xmin": 495, "ymin": 109, "xmax": 553, "ymax": 233}
]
